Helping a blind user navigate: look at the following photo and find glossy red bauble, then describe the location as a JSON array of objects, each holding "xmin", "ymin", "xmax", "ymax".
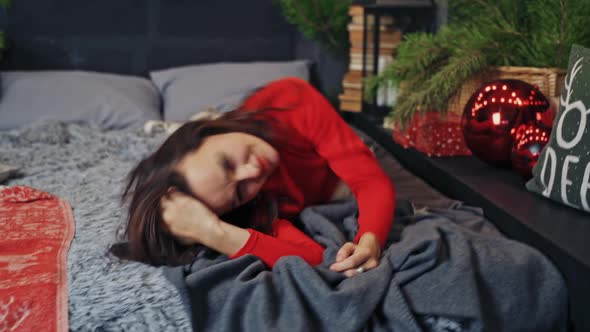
[
  {"xmin": 511, "ymin": 122, "xmax": 551, "ymax": 179},
  {"xmin": 461, "ymin": 79, "xmax": 550, "ymax": 167}
]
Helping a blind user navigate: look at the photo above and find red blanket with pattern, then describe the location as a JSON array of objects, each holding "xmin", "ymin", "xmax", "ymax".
[{"xmin": 0, "ymin": 186, "xmax": 74, "ymax": 332}]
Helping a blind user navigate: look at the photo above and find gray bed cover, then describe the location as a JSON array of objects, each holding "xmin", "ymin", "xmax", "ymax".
[
  {"xmin": 0, "ymin": 122, "xmax": 567, "ymax": 331},
  {"xmin": 166, "ymin": 198, "xmax": 567, "ymax": 332}
]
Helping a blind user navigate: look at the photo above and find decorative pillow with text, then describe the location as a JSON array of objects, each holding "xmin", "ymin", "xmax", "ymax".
[{"xmin": 526, "ymin": 45, "xmax": 590, "ymax": 213}]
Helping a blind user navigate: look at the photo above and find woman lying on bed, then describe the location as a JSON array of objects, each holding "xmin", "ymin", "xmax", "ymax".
[{"xmin": 119, "ymin": 77, "xmax": 395, "ymax": 277}]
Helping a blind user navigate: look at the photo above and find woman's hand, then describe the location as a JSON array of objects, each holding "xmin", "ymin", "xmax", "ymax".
[
  {"xmin": 160, "ymin": 189, "xmax": 251, "ymax": 255},
  {"xmin": 329, "ymin": 232, "xmax": 381, "ymax": 277},
  {"xmin": 160, "ymin": 189, "xmax": 221, "ymax": 245}
]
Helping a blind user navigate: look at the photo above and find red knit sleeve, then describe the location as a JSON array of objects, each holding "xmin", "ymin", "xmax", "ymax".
[
  {"xmin": 288, "ymin": 78, "xmax": 396, "ymax": 247},
  {"xmin": 228, "ymin": 219, "xmax": 324, "ymax": 268}
]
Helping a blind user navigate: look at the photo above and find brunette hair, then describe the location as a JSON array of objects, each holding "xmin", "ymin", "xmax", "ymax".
[{"xmin": 110, "ymin": 108, "xmax": 285, "ymax": 266}]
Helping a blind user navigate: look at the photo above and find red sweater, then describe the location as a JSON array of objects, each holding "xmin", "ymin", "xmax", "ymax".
[{"xmin": 229, "ymin": 77, "xmax": 395, "ymax": 267}]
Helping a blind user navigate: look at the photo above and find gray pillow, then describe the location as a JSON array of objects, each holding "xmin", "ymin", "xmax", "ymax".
[
  {"xmin": 526, "ymin": 45, "xmax": 590, "ymax": 213},
  {"xmin": 150, "ymin": 60, "xmax": 310, "ymax": 122},
  {"xmin": 0, "ymin": 71, "xmax": 162, "ymax": 130}
]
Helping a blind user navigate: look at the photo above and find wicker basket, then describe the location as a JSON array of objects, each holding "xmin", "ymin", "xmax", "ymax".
[
  {"xmin": 446, "ymin": 66, "xmax": 566, "ymax": 115},
  {"xmin": 385, "ymin": 66, "xmax": 566, "ymax": 157}
]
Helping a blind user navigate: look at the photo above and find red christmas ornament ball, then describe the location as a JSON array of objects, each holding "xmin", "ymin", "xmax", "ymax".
[
  {"xmin": 511, "ymin": 122, "xmax": 552, "ymax": 179},
  {"xmin": 461, "ymin": 79, "xmax": 550, "ymax": 167}
]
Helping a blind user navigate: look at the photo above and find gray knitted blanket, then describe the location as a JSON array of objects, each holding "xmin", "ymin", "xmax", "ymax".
[
  {"xmin": 0, "ymin": 122, "xmax": 567, "ymax": 331},
  {"xmin": 166, "ymin": 200, "xmax": 568, "ymax": 332},
  {"xmin": 1, "ymin": 122, "xmax": 192, "ymax": 331}
]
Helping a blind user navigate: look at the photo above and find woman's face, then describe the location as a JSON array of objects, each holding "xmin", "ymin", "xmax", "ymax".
[{"xmin": 174, "ymin": 132, "xmax": 280, "ymax": 215}]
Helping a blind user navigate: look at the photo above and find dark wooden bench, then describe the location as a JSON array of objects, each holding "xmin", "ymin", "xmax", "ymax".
[{"xmin": 345, "ymin": 112, "xmax": 590, "ymax": 332}]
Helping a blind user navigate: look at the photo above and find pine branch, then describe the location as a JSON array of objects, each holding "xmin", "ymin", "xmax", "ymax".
[
  {"xmin": 0, "ymin": 32, "xmax": 4, "ymax": 62},
  {"xmin": 275, "ymin": 0, "xmax": 351, "ymax": 51},
  {"xmin": 558, "ymin": 0, "xmax": 566, "ymax": 63},
  {"xmin": 389, "ymin": 50, "xmax": 488, "ymax": 125},
  {"xmin": 292, "ymin": 0, "xmax": 335, "ymax": 45},
  {"xmin": 368, "ymin": 0, "xmax": 590, "ymax": 125},
  {"xmin": 364, "ymin": 31, "xmax": 451, "ymax": 101},
  {"xmin": 0, "ymin": 0, "xmax": 9, "ymax": 55}
]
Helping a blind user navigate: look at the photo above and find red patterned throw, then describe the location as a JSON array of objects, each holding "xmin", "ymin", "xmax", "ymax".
[{"xmin": 0, "ymin": 186, "xmax": 74, "ymax": 332}]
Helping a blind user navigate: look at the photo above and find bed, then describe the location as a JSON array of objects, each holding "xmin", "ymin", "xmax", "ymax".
[{"xmin": 0, "ymin": 1, "xmax": 568, "ymax": 331}]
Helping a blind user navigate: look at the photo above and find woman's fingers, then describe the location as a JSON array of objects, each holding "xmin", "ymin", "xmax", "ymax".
[
  {"xmin": 160, "ymin": 189, "xmax": 187, "ymax": 209},
  {"xmin": 335, "ymin": 242, "xmax": 356, "ymax": 262},
  {"xmin": 159, "ymin": 188, "xmax": 177, "ymax": 210},
  {"xmin": 342, "ymin": 258, "xmax": 379, "ymax": 277},
  {"xmin": 363, "ymin": 258, "xmax": 379, "ymax": 270},
  {"xmin": 329, "ymin": 242, "xmax": 356, "ymax": 271},
  {"xmin": 330, "ymin": 239, "xmax": 382, "ymax": 276},
  {"xmin": 330, "ymin": 246, "xmax": 370, "ymax": 272},
  {"xmin": 157, "ymin": 190, "xmax": 221, "ymax": 245},
  {"xmin": 160, "ymin": 190, "xmax": 184, "ymax": 227},
  {"xmin": 339, "ymin": 233, "xmax": 382, "ymax": 277}
]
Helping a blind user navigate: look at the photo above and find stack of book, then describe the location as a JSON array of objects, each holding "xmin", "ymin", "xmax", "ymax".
[{"xmin": 339, "ymin": 5, "xmax": 402, "ymax": 112}]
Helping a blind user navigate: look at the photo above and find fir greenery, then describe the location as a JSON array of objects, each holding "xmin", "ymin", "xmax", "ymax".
[
  {"xmin": 0, "ymin": 0, "xmax": 11, "ymax": 62},
  {"xmin": 366, "ymin": 0, "xmax": 590, "ymax": 126},
  {"xmin": 275, "ymin": 0, "xmax": 352, "ymax": 52}
]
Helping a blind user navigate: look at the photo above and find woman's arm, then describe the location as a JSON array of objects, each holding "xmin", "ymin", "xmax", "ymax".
[
  {"xmin": 285, "ymin": 78, "xmax": 396, "ymax": 246},
  {"xmin": 196, "ymin": 218, "xmax": 324, "ymax": 267},
  {"xmin": 160, "ymin": 191, "xmax": 324, "ymax": 267},
  {"xmin": 160, "ymin": 189, "xmax": 250, "ymax": 253},
  {"xmin": 261, "ymin": 78, "xmax": 396, "ymax": 275},
  {"xmin": 239, "ymin": 77, "xmax": 395, "ymax": 276},
  {"xmin": 228, "ymin": 219, "xmax": 324, "ymax": 267}
]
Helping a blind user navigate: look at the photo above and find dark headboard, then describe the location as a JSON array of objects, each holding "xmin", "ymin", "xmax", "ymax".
[
  {"xmin": 0, "ymin": 1, "xmax": 443, "ymax": 102},
  {"xmin": 0, "ymin": 0, "xmax": 353, "ymax": 101},
  {"xmin": 0, "ymin": 0, "xmax": 299, "ymax": 75}
]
